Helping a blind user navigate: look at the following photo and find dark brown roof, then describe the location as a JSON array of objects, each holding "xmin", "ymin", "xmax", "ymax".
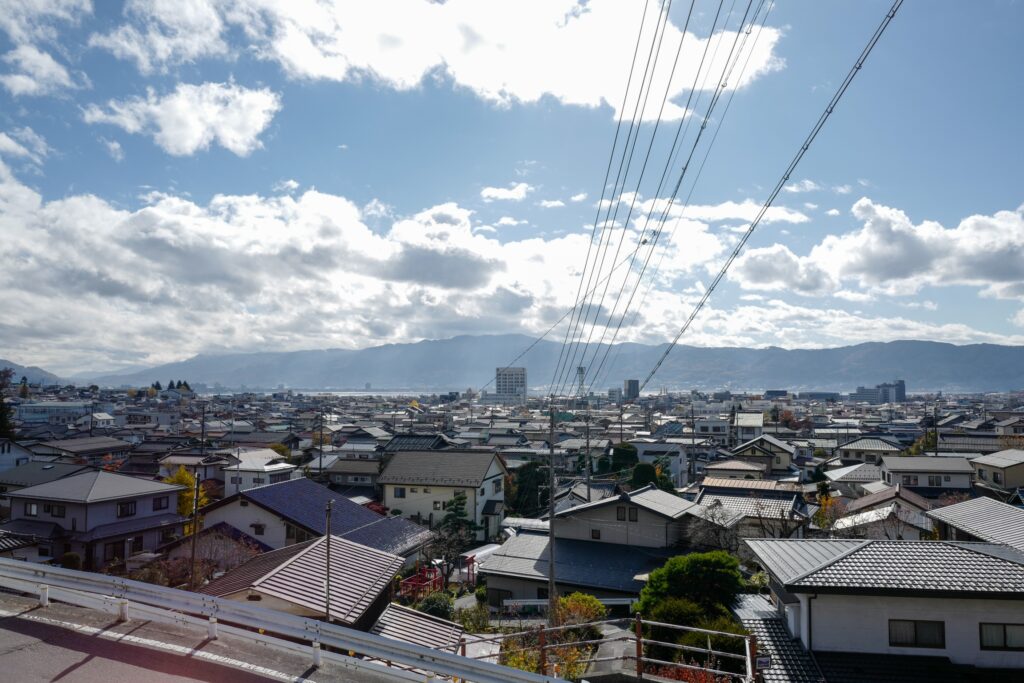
[
  {"xmin": 199, "ymin": 541, "xmax": 312, "ymax": 597},
  {"xmin": 845, "ymin": 483, "xmax": 933, "ymax": 514}
]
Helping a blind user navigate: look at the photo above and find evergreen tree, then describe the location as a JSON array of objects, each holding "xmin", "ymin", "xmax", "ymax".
[
  {"xmin": 153, "ymin": 381, "xmax": 162, "ymax": 391},
  {"xmin": 0, "ymin": 369, "xmax": 15, "ymax": 439},
  {"xmin": 18, "ymin": 375, "xmax": 29, "ymax": 399}
]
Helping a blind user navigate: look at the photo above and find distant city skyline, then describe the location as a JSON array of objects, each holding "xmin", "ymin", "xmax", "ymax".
[{"xmin": 1, "ymin": 1, "xmax": 1023, "ymax": 375}]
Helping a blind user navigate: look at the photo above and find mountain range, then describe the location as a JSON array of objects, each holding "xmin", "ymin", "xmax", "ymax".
[
  {"xmin": 0, "ymin": 358, "xmax": 64, "ymax": 386},
  {"xmin": 57, "ymin": 336, "xmax": 1024, "ymax": 393}
]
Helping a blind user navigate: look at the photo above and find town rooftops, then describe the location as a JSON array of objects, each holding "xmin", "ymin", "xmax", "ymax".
[
  {"xmin": 0, "ymin": 461, "xmax": 94, "ymax": 488},
  {"xmin": 370, "ymin": 603, "xmax": 464, "ymax": 652},
  {"xmin": 837, "ymin": 436, "xmax": 902, "ymax": 452},
  {"xmin": 699, "ymin": 477, "xmax": 799, "ymax": 493},
  {"xmin": 5, "ymin": 469, "xmax": 183, "ymax": 503},
  {"xmin": 844, "ymin": 483, "xmax": 933, "ymax": 514},
  {"xmin": 705, "ymin": 459, "xmax": 766, "ymax": 472},
  {"xmin": 746, "ymin": 538, "xmax": 1024, "ymax": 599},
  {"xmin": 37, "ymin": 436, "xmax": 132, "ymax": 454},
  {"xmin": 970, "ymin": 449, "xmax": 1024, "ymax": 468},
  {"xmin": 199, "ymin": 535, "xmax": 403, "ymax": 626},
  {"xmin": 926, "ymin": 496, "xmax": 1024, "ymax": 554},
  {"xmin": 824, "ymin": 463, "xmax": 882, "ymax": 483},
  {"xmin": 881, "ymin": 456, "xmax": 974, "ymax": 473},
  {"xmin": 378, "ymin": 450, "xmax": 500, "ymax": 487},
  {"xmin": 555, "ymin": 484, "xmax": 698, "ymax": 520}
]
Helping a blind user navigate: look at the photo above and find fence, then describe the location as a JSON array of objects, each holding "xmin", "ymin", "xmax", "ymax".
[{"xmin": 0, "ymin": 557, "xmax": 558, "ymax": 683}]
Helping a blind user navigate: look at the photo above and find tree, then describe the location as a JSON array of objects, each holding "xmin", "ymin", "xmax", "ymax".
[
  {"xmin": 153, "ymin": 381, "xmax": 162, "ymax": 391},
  {"xmin": 907, "ymin": 431, "xmax": 937, "ymax": 455},
  {"xmin": 163, "ymin": 466, "xmax": 209, "ymax": 533},
  {"xmin": 676, "ymin": 615, "xmax": 749, "ymax": 674},
  {"xmin": 427, "ymin": 493, "xmax": 480, "ymax": 584},
  {"xmin": 18, "ymin": 375, "xmax": 28, "ymax": 399},
  {"xmin": 636, "ymin": 552, "xmax": 743, "ymax": 615},
  {"xmin": 508, "ymin": 461, "xmax": 547, "ymax": 516},
  {"xmin": 610, "ymin": 442, "xmax": 638, "ymax": 473},
  {"xmin": 416, "ymin": 591, "xmax": 454, "ymax": 620},
  {"xmin": 268, "ymin": 443, "xmax": 291, "ymax": 460},
  {"xmin": 769, "ymin": 406, "xmax": 780, "ymax": 423},
  {"xmin": 631, "ymin": 463, "xmax": 659, "ymax": 488},
  {"xmin": 0, "ymin": 368, "xmax": 15, "ymax": 439}
]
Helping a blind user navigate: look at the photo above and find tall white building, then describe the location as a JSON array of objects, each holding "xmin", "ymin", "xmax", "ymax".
[{"xmin": 495, "ymin": 367, "xmax": 527, "ymax": 403}]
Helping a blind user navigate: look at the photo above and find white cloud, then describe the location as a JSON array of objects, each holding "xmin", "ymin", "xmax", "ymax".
[
  {"xmin": 0, "ymin": 0, "xmax": 91, "ymax": 46},
  {"xmin": 1013, "ymin": 308, "xmax": 1024, "ymax": 328},
  {"xmin": 833, "ymin": 184, "xmax": 852, "ymax": 194},
  {"xmin": 481, "ymin": 182, "xmax": 533, "ymax": 202},
  {"xmin": 783, "ymin": 179, "xmax": 821, "ymax": 193},
  {"xmin": 100, "ymin": 137, "xmax": 124, "ymax": 162},
  {"xmin": 83, "ymin": 82, "xmax": 282, "ymax": 156},
  {"xmin": 803, "ymin": 202, "xmax": 818, "ymax": 210},
  {"xmin": 825, "ymin": 208, "xmax": 840, "ymax": 217},
  {"xmin": 91, "ymin": 0, "xmax": 784, "ymax": 121},
  {"xmin": 497, "ymin": 216, "xmax": 526, "ymax": 227},
  {"xmin": 731, "ymin": 244, "xmax": 835, "ymax": 295},
  {"xmin": 676, "ymin": 199, "xmax": 808, "ymax": 224},
  {"xmin": 362, "ymin": 198, "xmax": 393, "ymax": 218},
  {"xmin": 274, "ymin": 178, "xmax": 300, "ymax": 193},
  {"xmin": 538, "ymin": 199, "xmax": 565, "ymax": 208},
  {"xmin": 0, "ymin": 43, "xmax": 74, "ymax": 96},
  {"xmin": 0, "ymin": 126, "xmax": 50, "ymax": 164},
  {"xmin": 570, "ymin": 192, "xmax": 588, "ymax": 203}
]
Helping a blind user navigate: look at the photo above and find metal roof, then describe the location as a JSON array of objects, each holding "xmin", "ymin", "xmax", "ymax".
[
  {"xmin": 836, "ymin": 437, "xmax": 901, "ymax": 452},
  {"xmin": 0, "ymin": 462, "xmax": 94, "ymax": 488},
  {"xmin": 970, "ymin": 449, "xmax": 1024, "ymax": 468},
  {"xmin": 844, "ymin": 483, "xmax": 933, "ymax": 514},
  {"xmin": 75, "ymin": 512, "xmax": 186, "ymax": 542},
  {"xmin": 478, "ymin": 531, "xmax": 672, "ymax": 594},
  {"xmin": 824, "ymin": 463, "xmax": 882, "ymax": 482},
  {"xmin": 6, "ymin": 470, "xmax": 183, "ymax": 503},
  {"xmin": 880, "ymin": 456, "xmax": 974, "ymax": 473},
  {"xmin": 927, "ymin": 496, "xmax": 1024, "ymax": 553},
  {"xmin": 500, "ymin": 517, "xmax": 549, "ymax": 532},
  {"xmin": 37, "ymin": 436, "xmax": 132, "ymax": 454},
  {"xmin": 370, "ymin": 604, "xmax": 464, "ymax": 652},
  {"xmin": 378, "ymin": 450, "xmax": 500, "ymax": 487},
  {"xmin": 553, "ymin": 484, "xmax": 697, "ymax": 521},
  {"xmin": 704, "ymin": 459, "xmax": 766, "ymax": 472},
  {"xmin": 201, "ymin": 535, "xmax": 403, "ymax": 626},
  {"xmin": 747, "ymin": 539, "xmax": 1024, "ymax": 597}
]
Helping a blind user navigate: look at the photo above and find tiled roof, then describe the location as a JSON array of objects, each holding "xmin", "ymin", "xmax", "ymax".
[
  {"xmin": 38, "ymin": 436, "xmax": 132, "ymax": 453},
  {"xmin": 880, "ymin": 456, "xmax": 974, "ymax": 473},
  {"xmin": 970, "ymin": 449, "xmax": 1024, "ymax": 468},
  {"xmin": 927, "ymin": 496, "xmax": 1024, "ymax": 553},
  {"xmin": 831, "ymin": 504, "xmax": 932, "ymax": 534},
  {"xmin": 824, "ymin": 463, "xmax": 882, "ymax": 482},
  {"xmin": 699, "ymin": 477, "xmax": 799, "ymax": 493},
  {"xmin": 478, "ymin": 531, "xmax": 672, "ymax": 594},
  {"xmin": 695, "ymin": 492, "xmax": 806, "ymax": 525},
  {"xmin": 0, "ymin": 462, "xmax": 93, "ymax": 487},
  {"xmin": 554, "ymin": 484, "xmax": 697, "ymax": 520},
  {"xmin": 837, "ymin": 437, "xmax": 902, "ymax": 452},
  {"xmin": 75, "ymin": 512, "xmax": 186, "ymax": 542},
  {"xmin": 747, "ymin": 539, "xmax": 1024, "ymax": 597},
  {"xmin": 6, "ymin": 470, "xmax": 183, "ymax": 503},
  {"xmin": 378, "ymin": 450, "xmax": 499, "ymax": 487},
  {"xmin": 371, "ymin": 604, "xmax": 464, "ymax": 652},
  {"xmin": 814, "ymin": 652, "xmax": 967, "ymax": 683},
  {"xmin": 705, "ymin": 459, "xmax": 766, "ymax": 472},
  {"xmin": 733, "ymin": 595, "xmax": 821, "ymax": 683}
]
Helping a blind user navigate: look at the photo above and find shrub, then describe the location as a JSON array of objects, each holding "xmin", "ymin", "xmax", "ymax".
[
  {"xmin": 59, "ymin": 552, "xmax": 82, "ymax": 570},
  {"xmin": 475, "ymin": 585, "xmax": 487, "ymax": 603},
  {"xmin": 455, "ymin": 603, "xmax": 491, "ymax": 632},
  {"xmin": 557, "ymin": 592, "xmax": 607, "ymax": 643},
  {"xmin": 417, "ymin": 591, "xmax": 454, "ymax": 620},
  {"xmin": 676, "ymin": 615, "xmax": 749, "ymax": 675},
  {"xmin": 644, "ymin": 597, "xmax": 707, "ymax": 662},
  {"xmin": 636, "ymin": 552, "xmax": 743, "ymax": 614}
]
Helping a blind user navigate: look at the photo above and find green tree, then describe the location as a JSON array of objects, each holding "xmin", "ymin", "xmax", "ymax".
[
  {"xmin": 428, "ymin": 493, "xmax": 480, "ymax": 583},
  {"xmin": 416, "ymin": 591, "xmax": 454, "ymax": 620},
  {"xmin": 636, "ymin": 551, "xmax": 743, "ymax": 614},
  {"xmin": 676, "ymin": 615, "xmax": 749, "ymax": 674},
  {"xmin": 610, "ymin": 442, "xmax": 638, "ymax": 473},
  {"xmin": 0, "ymin": 368, "xmax": 15, "ymax": 439},
  {"xmin": 631, "ymin": 462, "xmax": 659, "ymax": 488},
  {"xmin": 18, "ymin": 375, "xmax": 29, "ymax": 399},
  {"xmin": 268, "ymin": 443, "xmax": 291, "ymax": 460},
  {"xmin": 508, "ymin": 461, "xmax": 547, "ymax": 516},
  {"xmin": 907, "ymin": 431, "xmax": 937, "ymax": 455},
  {"xmin": 596, "ymin": 456, "xmax": 611, "ymax": 474},
  {"xmin": 163, "ymin": 466, "xmax": 209, "ymax": 533},
  {"xmin": 153, "ymin": 381, "xmax": 162, "ymax": 391}
]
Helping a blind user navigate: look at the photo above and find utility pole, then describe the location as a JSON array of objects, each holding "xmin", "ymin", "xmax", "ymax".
[
  {"xmin": 619, "ymin": 403, "xmax": 624, "ymax": 443},
  {"xmin": 584, "ymin": 405, "xmax": 592, "ymax": 502},
  {"xmin": 324, "ymin": 499, "xmax": 333, "ymax": 623},
  {"xmin": 188, "ymin": 471, "xmax": 202, "ymax": 589},
  {"xmin": 547, "ymin": 401, "xmax": 558, "ymax": 625},
  {"xmin": 319, "ymin": 402, "xmax": 325, "ymax": 481}
]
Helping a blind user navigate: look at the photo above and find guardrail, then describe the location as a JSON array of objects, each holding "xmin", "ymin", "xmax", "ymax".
[{"xmin": 0, "ymin": 557, "xmax": 560, "ymax": 683}]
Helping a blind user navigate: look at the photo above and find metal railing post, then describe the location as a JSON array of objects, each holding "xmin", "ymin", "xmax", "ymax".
[
  {"xmin": 312, "ymin": 641, "xmax": 322, "ymax": 668},
  {"xmin": 117, "ymin": 599, "xmax": 130, "ymax": 622},
  {"xmin": 635, "ymin": 613, "xmax": 644, "ymax": 680},
  {"xmin": 38, "ymin": 585, "xmax": 49, "ymax": 607},
  {"xmin": 745, "ymin": 634, "xmax": 758, "ymax": 682},
  {"xmin": 208, "ymin": 616, "xmax": 218, "ymax": 640}
]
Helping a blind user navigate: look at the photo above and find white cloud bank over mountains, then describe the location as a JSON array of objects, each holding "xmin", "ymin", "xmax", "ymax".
[{"xmin": 2, "ymin": 156, "xmax": 1023, "ymax": 373}]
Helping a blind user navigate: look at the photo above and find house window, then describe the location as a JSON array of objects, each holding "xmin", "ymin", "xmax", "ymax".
[
  {"xmin": 433, "ymin": 501, "xmax": 441, "ymax": 511},
  {"xmin": 980, "ymin": 623, "xmax": 1024, "ymax": 651},
  {"xmin": 270, "ymin": 472, "xmax": 291, "ymax": 484},
  {"xmin": 153, "ymin": 496, "xmax": 169, "ymax": 511},
  {"xmin": 230, "ymin": 476, "xmax": 242, "ymax": 484},
  {"xmin": 38, "ymin": 545, "xmax": 51, "ymax": 558},
  {"xmin": 537, "ymin": 587, "xmax": 549, "ymax": 600},
  {"xmin": 901, "ymin": 475, "xmax": 918, "ymax": 486},
  {"xmin": 927, "ymin": 476, "xmax": 942, "ymax": 487},
  {"xmin": 131, "ymin": 536, "xmax": 143, "ymax": 553},
  {"xmin": 50, "ymin": 504, "xmax": 66, "ymax": 518},
  {"xmin": 103, "ymin": 541, "xmax": 121, "ymax": 562},
  {"xmin": 252, "ymin": 477, "xmax": 265, "ymax": 485},
  {"xmin": 977, "ymin": 469, "xmax": 987, "ymax": 481},
  {"xmin": 993, "ymin": 472, "xmax": 1003, "ymax": 485},
  {"xmin": 889, "ymin": 619, "xmax": 945, "ymax": 648},
  {"xmin": 943, "ymin": 475, "xmax": 951, "ymax": 482},
  {"xmin": 117, "ymin": 501, "xmax": 137, "ymax": 518},
  {"xmin": 591, "ymin": 529, "xmax": 601, "ymax": 540},
  {"xmin": 24, "ymin": 502, "xmax": 38, "ymax": 517},
  {"xmin": 628, "ymin": 507, "xmax": 638, "ymax": 522},
  {"xmin": 251, "ymin": 524, "xmax": 265, "ymax": 536},
  {"xmin": 493, "ymin": 479, "xmax": 502, "ymax": 493},
  {"xmin": 479, "ymin": 488, "xmax": 485, "ymax": 497},
  {"xmin": 774, "ymin": 456, "xmax": 781, "ymax": 465},
  {"xmin": 394, "ymin": 487, "xmax": 406, "ymax": 499},
  {"xmin": 410, "ymin": 488, "xmax": 418, "ymax": 493},
  {"xmin": 423, "ymin": 488, "xmax": 431, "ymax": 493}
]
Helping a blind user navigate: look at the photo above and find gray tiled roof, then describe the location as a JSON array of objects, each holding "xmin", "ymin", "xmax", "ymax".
[
  {"xmin": 881, "ymin": 456, "xmax": 974, "ymax": 473},
  {"xmin": 555, "ymin": 484, "xmax": 697, "ymax": 521},
  {"xmin": 837, "ymin": 437, "xmax": 902, "ymax": 452},
  {"xmin": 970, "ymin": 449, "xmax": 1024, "ymax": 468},
  {"xmin": 75, "ymin": 512, "xmax": 186, "ymax": 542},
  {"xmin": 7, "ymin": 470, "xmax": 183, "ymax": 503},
  {"xmin": 478, "ymin": 531, "xmax": 672, "ymax": 594},
  {"xmin": 0, "ymin": 462, "xmax": 94, "ymax": 488},
  {"xmin": 927, "ymin": 497, "xmax": 1024, "ymax": 553},
  {"xmin": 378, "ymin": 450, "xmax": 499, "ymax": 487},
  {"xmin": 747, "ymin": 539, "xmax": 1024, "ymax": 597},
  {"xmin": 733, "ymin": 595, "xmax": 821, "ymax": 683},
  {"xmin": 844, "ymin": 483, "xmax": 932, "ymax": 514},
  {"xmin": 695, "ymin": 492, "xmax": 806, "ymax": 526}
]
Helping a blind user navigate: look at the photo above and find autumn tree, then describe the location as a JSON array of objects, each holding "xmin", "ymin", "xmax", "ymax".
[{"xmin": 163, "ymin": 466, "xmax": 209, "ymax": 533}]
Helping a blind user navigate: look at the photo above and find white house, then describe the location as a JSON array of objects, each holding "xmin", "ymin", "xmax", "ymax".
[
  {"xmin": 879, "ymin": 456, "xmax": 974, "ymax": 493},
  {"xmin": 216, "ymin": 447, "xmax": 296, "ymax": 493}
]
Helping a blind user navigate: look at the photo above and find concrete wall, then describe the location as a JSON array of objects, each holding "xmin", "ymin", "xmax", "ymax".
[{"xmin": 807, "ymin": 594, "xmax": 1024, "ymax": 669}]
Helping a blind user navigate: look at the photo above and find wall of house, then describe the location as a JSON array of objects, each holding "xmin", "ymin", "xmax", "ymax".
[
  {"xmin": 882, "ymin": 470, "xmax": 972, "ymax": 489},
  {"xmin": 221, "ymin": 468, "xmax": 295, "ymax": 493},
  {"xmin": 807, "ymin": 594, "xmax": 1024, "ymax": 669},
  {"xmin": 973, "ymin": 462, "xmax": 1024, "ymax": 489},
  {"xmin": 383, "ymin": 483, "xmax": 464, "ymax": 529},
  {"xmin": 202, "ymin": 501, "xmax": 289, "ymax": 549},
  {"xmin": 482, "ymin": 574, "xmax": 634, "ymax": 607},
  {"xmin": 9, "ymin": 491, "xmax": 178, "ymax": 532},
  {"xmin": 555, "ymin": 504, "xmax": 681, "ymax": 547}
]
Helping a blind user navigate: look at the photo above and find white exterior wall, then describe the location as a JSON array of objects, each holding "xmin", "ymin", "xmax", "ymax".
[
  {"xmin": 220, "ymin": 466, "xmax": 295, "ymax": 493},
  {"xmin": 555, "ymin": 504, "xmax": 680, "ymax": 547},
  {"xmin": 806, "ymin": 594, "xmax": 1024, "ymax": 669},
  {"xmin": 201, "ymin": 501, "xmax": 290, "ymax": 549},
  {"xmin": 881, "ymin": 469, "xmax": 972, "ymax": 489}
]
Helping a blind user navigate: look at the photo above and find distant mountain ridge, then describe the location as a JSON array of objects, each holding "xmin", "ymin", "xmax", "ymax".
[
  {"xmin": 0, "ymin": 358, "xmax": 64, "ymax": 385},
  {"xmin": 82, "ymin": 336, "xmax": 1024, "ymax": 393}
]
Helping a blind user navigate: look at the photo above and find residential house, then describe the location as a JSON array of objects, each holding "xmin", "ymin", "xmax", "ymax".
[
  {"xmin": 835, "ymin": 436, "xmax": 902, "ymax": 465},
  {"xmin": 927, "ymin": 497, "xmax": 1024, "ymax": 554},
  {"xmin": 703, "ymin": 459, "xmax": 766, "ymax": 480},
  {"xmin": 217, "ymin": 447, "xmax": 297, "ymax": 492},
  {"xmin": 746, "ymin": 538, "xmax": 1024, "ymax": 671},
  {"xmin": 198, "ymin": 535, "xmax": 402, "ymax": 630},
  {"xmin": 830, "ymin": 504, "xmax": 933, "ymax": 540},
  {"xmin": 378, "ymin": 450, "xmax": 507, "ymax": 541},
  {"xmin": 733, "ymin": 412, "xmax": 764, "ymax": 446},
  {"xmin": 0, "ymin": 438, "xmax": 35, "ymax": 472},
  {"xmin": 199, "ymin": 477, "xmax": 432, "ymax": 563},
  {"xmin": 880, "ymin": 456, "xmax": 974, "ymax": 496},
  {"xmin": 970, "ymin": 449, "xmax": 1024, "ymax": 491},
  {"xmin": 731, "ymin": 434, "xmax": 796, "ymax": 475},
  {"xmin": 823, "ymin": 463, "xmax": 883, "ymax": 498},
  {"xmin": 0, "ymin": 470, "xmax": 185, "ymax": 569},
  {"xmin": 0, "ymin": 461, "xmax": 94, "ymax": 513},
  {"xmin": 843, "ymin": 483, "xmax": 933, "ymax": 517},
  {"xmin": 31, "ymin": 436, "xmax": 133, "ymax": 466},
  {"xmin": 552, "ymin": 485, "xmax": 701, "ymax": 548}
]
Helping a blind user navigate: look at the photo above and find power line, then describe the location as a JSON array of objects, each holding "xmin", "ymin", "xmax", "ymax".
[{"xmin": 639, "ymin": 0, "xmax": 905, "ymax": 392}]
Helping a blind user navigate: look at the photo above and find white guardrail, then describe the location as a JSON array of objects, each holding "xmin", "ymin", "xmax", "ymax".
[{"xmin": 0, "ymin": 557, "xmax": 562, "ymax": 683}]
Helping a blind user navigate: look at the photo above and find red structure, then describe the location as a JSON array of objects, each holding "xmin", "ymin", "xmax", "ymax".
[{"xmin": 399, "ymin": 565, "xmax": 444, "ymax": 601}]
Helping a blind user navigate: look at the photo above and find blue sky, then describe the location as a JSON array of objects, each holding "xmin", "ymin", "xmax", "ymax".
[{"xmin": 1, "ymin": 0, "xmax": 1023, "ymax": 375}]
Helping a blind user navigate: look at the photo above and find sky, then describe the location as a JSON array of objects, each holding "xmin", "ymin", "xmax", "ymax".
[{"xmin": 1, "ymin": 0, "xmax": 1023, "ymax": 376}]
